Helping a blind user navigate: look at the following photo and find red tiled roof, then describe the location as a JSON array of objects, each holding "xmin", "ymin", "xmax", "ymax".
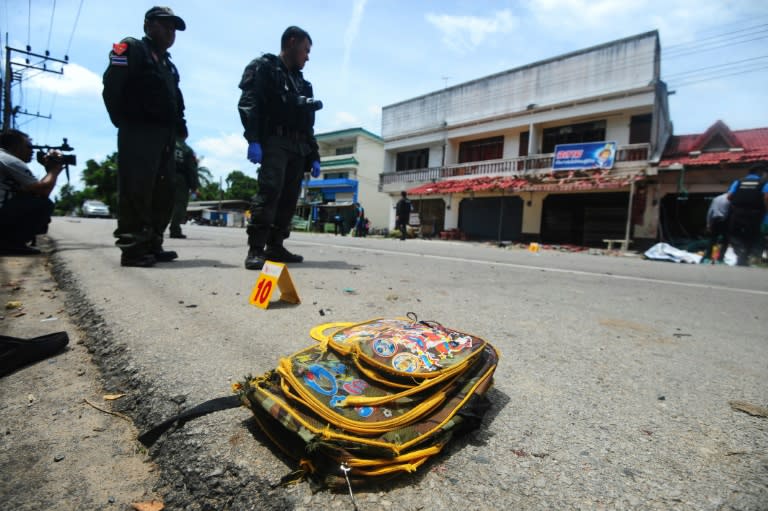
[
  {"xmin": 659, "ymin": 120, "xmax": 768, "ymax": 168},
  {"xmin": 407, "ymin": 172, "xmax": 642, "ymax": 196}
]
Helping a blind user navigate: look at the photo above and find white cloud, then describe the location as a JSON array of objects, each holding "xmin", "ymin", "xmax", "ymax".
[
  {"xmin": 194, "ymin": 133, "xmax": 249, "ymax": 181},
  {"xmin": 196, "ymin": 133, "xmax": 247, "ymax": 160},
  {"xmin": 23, "ymin": 61, "xmax": 102, "ymax": 97},
  {"xmin": 425, "ymin": 9, "xmax": 517, "ymax": 54}
]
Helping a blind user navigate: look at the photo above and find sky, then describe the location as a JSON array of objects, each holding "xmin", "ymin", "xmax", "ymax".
[{"xmin": 1, "ymin": 0, "xmax": 767, "ymax": 198}]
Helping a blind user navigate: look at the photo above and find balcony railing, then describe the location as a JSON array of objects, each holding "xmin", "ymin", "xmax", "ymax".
[{"xmin": 379, "ymin": 143, "xmax": 650, "ymax": 188}]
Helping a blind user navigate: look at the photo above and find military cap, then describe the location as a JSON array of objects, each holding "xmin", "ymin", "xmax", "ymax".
[{"xmin": 145, "ymin": 6, "xmax": 186, "ymax": 31}]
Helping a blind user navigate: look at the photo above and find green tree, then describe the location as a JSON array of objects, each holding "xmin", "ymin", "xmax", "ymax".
[
  {"xmin": 81, "ymin": 153, "xmax": 119, "ymax": 211},
  {"xmin": 225, "ymin": 170, "xmax": 258, "ymax": 201},
  {"xmin": 197, "ymin": 165, "xmax": 213, "ymax": 188},
  {"xmin": 53, "ymin": 183, "xmax": 85, "ymax": 216},
  {"xmin": 196, "ymin": 180, "xmax": 223, "ymax": 201}
]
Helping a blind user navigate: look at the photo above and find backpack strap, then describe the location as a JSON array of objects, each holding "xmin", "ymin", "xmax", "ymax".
[{"xmin": 138, "ymin": 395, "xmax": 241, "ymax": 447}]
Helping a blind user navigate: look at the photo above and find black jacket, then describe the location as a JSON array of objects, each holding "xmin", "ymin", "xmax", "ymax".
[
  {"xmin": 396, "ymin": 198, "xmax": 412, "ymax": 220},
  {"xmin": 102, "ymin": 37, "xmax": 185, "ymax": 132},
  {"xmin": 237, "ymin": 53, "xmax": 319, "ymax": 161}
]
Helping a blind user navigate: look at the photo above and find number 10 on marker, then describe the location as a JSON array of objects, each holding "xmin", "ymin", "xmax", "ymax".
[
  {"xmin": 251, "ymin": 276, "xmax": 275, "ymax": 307},
  {"xmin": 249, "ymin": 261, "xmax": 300, "ymax": 309}
]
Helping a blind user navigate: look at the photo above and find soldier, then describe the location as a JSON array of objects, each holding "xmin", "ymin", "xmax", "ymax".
[
  {"xmin": 102, "ymin": 6, "xmax": 187, "ymax": 267},
  {"xmin": 169, "ymin": 126, "xmax": 199, "ymax": 239},
  {"xmin": 727, "ymin": 163, "xmax": 768, "ymax": 266},
  {"xmin": 238, "ymin": 26, "xmax": 322, "ymax": 270}
]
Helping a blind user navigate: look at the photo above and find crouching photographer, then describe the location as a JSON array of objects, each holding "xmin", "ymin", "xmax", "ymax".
[{"xmin": 0, "ymin": 129, "xmax": 65, "ymax": 255}]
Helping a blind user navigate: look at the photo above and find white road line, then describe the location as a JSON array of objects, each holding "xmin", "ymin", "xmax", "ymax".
[{"xmin": 294, "ymin": 240, "xmax": 768, "ymax": 297}]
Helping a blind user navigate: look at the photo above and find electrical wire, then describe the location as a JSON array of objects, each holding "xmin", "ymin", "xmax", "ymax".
[
  {"xmin": 45, "ymin": 0, "xmax": 83, "ymax": 141},
  {"xmin": 663, "ymin": 55, "xmax": 768, "ymax": 79},
  {"xmin": 64, "ymin": 0, "xmax": 84, "ymax": 58},
  {"xmin": 26, "ymin": 0, "xmax": 31, "ymax": 48},
  {"xmin": 45, "ymin": 0, "xmax": 56, "ymax": 51},
  {"xmin": 667, "ymin": 64, "xmax": 768, "ymax": 88}
]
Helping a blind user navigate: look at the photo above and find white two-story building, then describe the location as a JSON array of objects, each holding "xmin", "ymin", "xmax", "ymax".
[
  {"xmin": 379, "ymin": 31, "xmax": 672, "ymax": 246},
  {"xmin": 299, "ymin": 128, "xmax": 387, "ymax": 232}
]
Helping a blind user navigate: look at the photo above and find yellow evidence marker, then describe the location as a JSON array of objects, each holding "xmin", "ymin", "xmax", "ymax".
[{"xmin": 249, "ymin": 260, "xmax": 301, "ymax": 309}]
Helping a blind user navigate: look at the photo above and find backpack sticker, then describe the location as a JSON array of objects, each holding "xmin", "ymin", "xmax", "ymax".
[
  {"xmin": 392, "ymin": 353, "xmax": 420, "ymax": 373},
  {"xmin": 372, "ymin": 338, "xmax": 398, "ymax": 357}
]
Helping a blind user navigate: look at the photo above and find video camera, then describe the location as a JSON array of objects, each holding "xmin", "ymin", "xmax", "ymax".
[{"xmin": 31, "ymin": 138, "xmax": 77, "ymax": 181}]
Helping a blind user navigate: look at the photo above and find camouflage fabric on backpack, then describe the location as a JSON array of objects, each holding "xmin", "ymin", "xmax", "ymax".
[{"xmin": 234, "ymin": 316, "xmax": 499, "ymax": 489}]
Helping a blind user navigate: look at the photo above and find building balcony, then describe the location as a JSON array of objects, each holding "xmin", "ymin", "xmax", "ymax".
[{"xmin": 379, "ymin": 143, "xmax": 650, "ymax": 193}]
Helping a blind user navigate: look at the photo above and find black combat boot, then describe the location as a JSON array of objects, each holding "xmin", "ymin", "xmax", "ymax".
[
  {"xmin": 153, "ymin": 249, "xmax": 179, "ymax": 262},
  {"xmin": 121, "ymin": 253, "xmax": 156, "ymax": 267},
  {"xmin": 264, "ymin": 245, "xmax": 304, "ymax": 264},
  {"xmin": 245, "ymin": 246, "xmax": 266, "ymax": 270}
]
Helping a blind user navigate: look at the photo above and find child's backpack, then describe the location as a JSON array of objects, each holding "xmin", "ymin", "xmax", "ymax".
[{"xmin": 140, "ymin": 316, "xmax": 499, "ymax": 490}]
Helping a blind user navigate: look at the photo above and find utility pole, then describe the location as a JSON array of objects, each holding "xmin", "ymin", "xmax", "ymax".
[{"xmin": 2, "ymin": 36, "xmax": 68, "ymax": 131}]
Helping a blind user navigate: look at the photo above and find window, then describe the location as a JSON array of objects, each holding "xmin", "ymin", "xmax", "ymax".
[
  {"xmin": 396, "ymin": 148, "xmax": 429, "ymax": 171},
  {"xmin": 325, "ymin": 172, "xmax": 349, "ymax": 179},
  {"xmin": 458, "ymin": 136, "xmax": 504, "ymax": 163},
  {"xmin": 335, "ymin": 146, "xmax": 354, "ymax": 155},
  {"xmin": 519, "ymin": 132, "xmax": 529, "ymax": 157},
  {"xmin": 629, "ymin": 114, "xmax": 652, "ymax": 144},
  {"xmin": 541, "ymin": 120, "xmax": 606, "ymax": 153}
]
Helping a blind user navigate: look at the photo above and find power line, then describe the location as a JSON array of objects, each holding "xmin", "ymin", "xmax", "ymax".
[
  {"xmin": 65, "ymin": 0, "xmax": 84, "ymax": 58},
  {"xmin": 667, "ymin": 64, "xmax": 768, "ymax": 88},
  {"xmin": 665, "ymin": 22, "xmax": 768, "ymax": 50},
  {"xmin": 664, "ymin": 55, "xmax": 768, "ymax": 79},
  {"xmin": 45, "ymin": 0, "xmax": 57, "ymax": 51}
]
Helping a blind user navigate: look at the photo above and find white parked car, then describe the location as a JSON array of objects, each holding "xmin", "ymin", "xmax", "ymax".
[{"xmin": 81, "ymin": 200, "xmax": 111, "ymax": 218}]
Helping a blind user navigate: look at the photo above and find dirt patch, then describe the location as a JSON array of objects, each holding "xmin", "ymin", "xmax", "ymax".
[{"xmin": 0, "ymin": 242, "xmax": 160, "ymax": 510}]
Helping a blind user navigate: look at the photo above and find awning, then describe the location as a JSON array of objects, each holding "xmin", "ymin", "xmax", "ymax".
[{"xmin": 407, "ymin": 171, "xmax": 644, "ymax": 196}]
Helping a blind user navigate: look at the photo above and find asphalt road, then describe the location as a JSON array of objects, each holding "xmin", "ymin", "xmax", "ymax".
[{"xmin": 49, "ymin": 217, "xmax": 768, "ymax": 510}]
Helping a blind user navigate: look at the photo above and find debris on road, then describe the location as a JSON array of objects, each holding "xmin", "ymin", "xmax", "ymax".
[{"xmin": 729, "ymin": 400, "xmax": 768, "ymax": 418}]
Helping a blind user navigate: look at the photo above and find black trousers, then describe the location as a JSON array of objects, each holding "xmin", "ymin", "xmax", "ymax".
[
  {"xmin": 728, "ymin": 208, "xmax": 763, "ymax": 266},
  {"xmin": 0, "ymin": 195, "xmax": 54, "ymax": 245},
  {"xmin": 170, "ymin": 173, "xmax": 190, "ymax": 235},
  {"xmin": 705, "ymin": 217, "xmax": 729, "ymax": 261},
  {"xmin": 246, "ymin": 136, "xmax": 308, "ymax": 249},
  {"xmin": 114, "ymin": 123, "xmax": 175, "ymax": 258},
  {"xmin": 397, "ymin": 221, "xmax": 408, "ymax": 240}
]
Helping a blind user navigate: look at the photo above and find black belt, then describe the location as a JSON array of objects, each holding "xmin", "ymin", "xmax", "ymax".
[{"xmin": 272, "ymin": 125, "xmax": 307, "ymax": 141}]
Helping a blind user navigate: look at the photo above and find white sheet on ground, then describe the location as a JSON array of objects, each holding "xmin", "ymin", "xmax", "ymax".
[{"xmin": 643, "ymin": 242, "xmax": 703, "ymax": 264}]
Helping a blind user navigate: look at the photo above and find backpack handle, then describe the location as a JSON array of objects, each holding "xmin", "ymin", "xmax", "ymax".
[{"xmin": 309, "ymin": 322, "xmax": 355, "ymax": 343}]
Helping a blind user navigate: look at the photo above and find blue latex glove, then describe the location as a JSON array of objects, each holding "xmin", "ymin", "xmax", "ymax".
[
  {"xmin": 247, "ymin": 142, "xmax": 262, "ymax": 164},
  {"xmin": 311, "ymin": 160, "xmax": 321, "ymax": 178}
]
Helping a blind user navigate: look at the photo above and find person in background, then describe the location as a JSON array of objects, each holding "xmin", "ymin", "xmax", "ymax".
[
  {"xmin": 0, "ymin": 129, "xmax": 64, "ymax": 255},
  {"xmin": 704, "ymin": 192, "xmax": 730, "ymax": 263},
  {"xmin": 395, "ymin": 191, "xmax": 412, "ymax": 241},
  {"xmin": 169, "ymin": 126, "xmax": 199, "ymax": 239},
  {"xmin": 353, "ymin": 202, "xmax": 365, "ymax": 237},
  {"xmin": 238, "ymin": 26, "xmax": 321, "ymax": 270},
  {"xmin": 727, "ymin": 163, "xmax": 768, "ymax": 266},
  {"xmin": 333, "ymin": 211, "xmax": 344, "ymax": 236}
]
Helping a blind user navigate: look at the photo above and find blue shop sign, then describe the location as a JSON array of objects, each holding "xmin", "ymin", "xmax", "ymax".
[{"xmin": 552, "ymin": 141, "xmax": 617, "ymax": 171}]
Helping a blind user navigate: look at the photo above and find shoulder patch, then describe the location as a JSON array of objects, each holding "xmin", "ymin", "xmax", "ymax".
[
  {"xmin": 110, "ymin": 55, "xmax": 128, "ymax": 66},
  {"xmin": 112, "ymin": 42, "xmax": 128, "ymax": 55}
]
